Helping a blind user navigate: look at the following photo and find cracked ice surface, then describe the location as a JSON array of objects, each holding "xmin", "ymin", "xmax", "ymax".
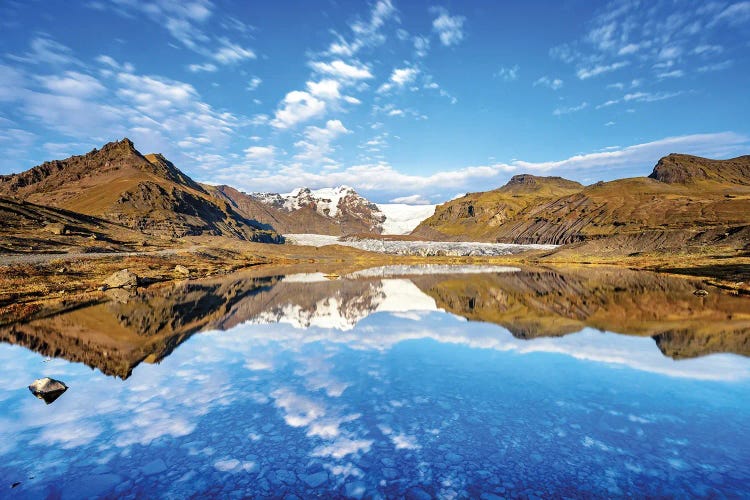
[{"xmin": 285, "ymin": 234, "xmax": 557, "ymax": 256}]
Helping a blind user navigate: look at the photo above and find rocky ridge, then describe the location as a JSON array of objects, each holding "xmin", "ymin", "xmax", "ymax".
[
  {"xmin": 412, "ymin": 155, "xmax": 750, "ymax": 251},
  {"xmin": 0, "ymin": 139, "xmax": 280, "ymax": 242},
  {"xmin": 250, "ymin": 186, "xmax": 387, "ymax": 235}
]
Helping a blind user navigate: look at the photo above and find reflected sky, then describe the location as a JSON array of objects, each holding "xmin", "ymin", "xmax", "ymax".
[{"xmin": 0, "ymin": 267, "xmax": 749, "ymax": 497}]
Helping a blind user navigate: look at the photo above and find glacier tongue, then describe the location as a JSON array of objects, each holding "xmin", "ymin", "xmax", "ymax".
[
  {"xmin": 285, "ymin": 234, "xmax": 557, "ymax": 256},
  {"xmin": 376, "ymin": 203, "xmax": 436, "ymax": 234}
]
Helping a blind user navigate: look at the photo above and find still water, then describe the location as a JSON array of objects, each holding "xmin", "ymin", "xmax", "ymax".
[{"xmin": 0, "ymin": 265, "xmax": 748, "ymax": 498}]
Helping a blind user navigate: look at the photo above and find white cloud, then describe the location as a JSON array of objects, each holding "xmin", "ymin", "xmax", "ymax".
[
  {"xmin": 8, "ymin": 35, "xmax": 82, "ymax": 66},
  {"xmin": 576, "ymin": 61, "xmax": 629, "ymax": 79},
  {"xmin": 553, "ymin": 101, "xmax": 588, "ymax": 116},
  {"xmin": 657, "ymin": 69, "xmax": 684, "ymax": 78},
  {"xmin": 712, "ymin": 1, "xmax": 750, "ymax": 27},
  {"xmin": 38, "ymin": 71, "xmax": 106, "ymax": 98},
  {"xmin": 495, "ymin": 65, "xmax": 519, "ymax": 82},
  {"xmin": 306, "ymin": 79, "xmax": 341, "ymax": 100},
  {"xmin": 512, "ymin": 132, "xmax": 748, "ymax": 172},
  {"xmin": 377, "ymin": 67, "xmax": 419, "ymax": 93},
  {"xmin": 116, "ymin": 73, "xmax": 199, "ymax": 113},
  {"xmin": 270, "ymin": 91, "xmax": 326, "ymax": 129},
  {"xmin": 310, "ymin": 60, "xmax": 373, "ymax": 80},
  {"xmin": 692, "ymin": 44, "xmax": 723, "ymax": 55},
  {"xmin": 414, "ymin": 35, "xmax": 430, "ymax": 57},
  {"xmin": 533, "ymin": 76, "xmax": 563, "ymax": 90},
  {"xmin": 244, "ymin": 145, "xmax": 277, "ymax": 165},
  {"xmin": 325, "ymin": 0, "xmax": 397, "ymax": 56},
  {"xmin": 389, "ymin": 194, "xmax": 431, "ymax": 205},
  {"xmin": 432, "ymin": 7, "xmax": 466, "ymax": 46},
  {"xmin": 294, "ymin": 119, "xmax": 351, "ymax": 163},
  {"xmin": 214, "ymin": 132, "xmax": 749, "ymax": 200},
  {"xmin": 187, "ymin": 62, "xmax": 217, "ymax": 73},
  {"xmin": 697, "ymin": 60, "xmax": 733, "ymax": 72},
  {"xmin": 212, "ymin": 40, "xmax": 256, "ymax": 64},
  {"xmin": 247, "ymin": 77, "xmax": 262, "ymax": 91},
  {"xmin": 391, "ymin": 67, "xmax": 419, "ymax": 86},
  {"xmin": 596, "ymin": 91, "xmax": 684, "ymax": 109}
]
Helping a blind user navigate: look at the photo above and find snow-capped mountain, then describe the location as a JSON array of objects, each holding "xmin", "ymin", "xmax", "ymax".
[{"xmin": 250, "ymin": 185, "xmax": 435, "ymax": 235}]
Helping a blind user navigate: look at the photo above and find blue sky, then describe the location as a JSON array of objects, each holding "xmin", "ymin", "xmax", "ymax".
[{"xmin": 1, "ymin": 0, "xmax": 749, "ymax": 203}]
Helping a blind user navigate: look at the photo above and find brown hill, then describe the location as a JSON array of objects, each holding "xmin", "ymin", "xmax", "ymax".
[
  {"xmin": 411, "ymin": 174, "xmax": 583, "ymax": 241},
  {"xmin": 0, "ymin": 139, "xmax": 280, "ymax": 242},
  {"xmin": 649, "ymin": 153, "xmax": 750, "ymax": 185},
  {"xmin": 411, "ymin": 155, "xmax": 750, "ymax": 251}
]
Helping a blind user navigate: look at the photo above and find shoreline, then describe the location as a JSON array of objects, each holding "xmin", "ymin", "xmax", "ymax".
[{"xmin": 1, "ymin": 238, "xmax": 748, "ymax": 327}]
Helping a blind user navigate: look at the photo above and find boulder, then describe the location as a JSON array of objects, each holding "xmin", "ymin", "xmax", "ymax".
[
  {"xmin": 28, "ymin": 377, "xmax": 68, "ymax": 404},
  {"xmin": 44, "ymin": 222, "xmax": 68, "ymax": 235},
  {"xmin": 693, "ymin": 289, "xmax": 709, "ymax": 296},
  {"xmin": 174, "ymin": 265, "xmax": 190, "ymax": 276},
  {"xmin": 104, "ymin": 269, "xmax": 138, "ymax": 289}
]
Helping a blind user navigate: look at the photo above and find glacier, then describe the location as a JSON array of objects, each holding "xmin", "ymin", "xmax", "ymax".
[{"xmin": 285, "ymin": 234, "xmax": 557, "ymax": 256}]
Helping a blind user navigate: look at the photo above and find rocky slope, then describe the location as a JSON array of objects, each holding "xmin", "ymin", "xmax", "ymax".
[
  {"xmin": 0, "ymin": 139, "xmax": 280, "ymax": 242},
  {"xmin": 411, "ymin": 155, "xmax": 750, "ymax": 252},
  {"xmin": 0, "ymin": 196, "xmax": 148, "ymax": 253},
  {"xmin": 250, "ymin": 186, "xmax": 387, "ymax": 235},
  {"xmin": 411, "ymin": 174, "xmax": 584, "ymax": 241}
]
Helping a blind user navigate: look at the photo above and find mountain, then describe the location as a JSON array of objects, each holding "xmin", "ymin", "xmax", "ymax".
[
  {"xmin": 411, "ymin": 155, "xmax": 750, "ymax": 252},
  {"xmin": 412, "ymin": 174, "xmax": 583, "ymax": 241},
  {"xmin": 0, "ymin": 139, "xmax": 280, "ymax": 242},
  {"xmin": 249, "ymin": 185, "xmax": 387, "ymax": 235}
]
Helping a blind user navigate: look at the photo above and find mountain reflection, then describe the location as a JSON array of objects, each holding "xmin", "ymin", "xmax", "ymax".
[{"xmin": 1, "ymin": 265, "xmax": 747, "ymax": 378}]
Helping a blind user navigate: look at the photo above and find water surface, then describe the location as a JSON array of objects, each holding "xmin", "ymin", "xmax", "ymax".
[{"xmin": 1, "ymin": 265, "xmax": 748, "ymax": 498}]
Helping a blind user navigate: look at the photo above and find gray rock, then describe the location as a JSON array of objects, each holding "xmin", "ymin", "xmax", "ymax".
[
  {"xmin": 382, "ymin": 467, "xmax": 398, "ymax": 480},
  {"xmin": 406, "ymin": 487, "xmax": 432, "ymax": 500},
  {"xmin": 141, "ymin": 459, "xmax": 167, "ymax": 476},
  {"xmin": 44, "ymin": 223, "xmax": 68, "ymax": 235},
  {"xmin": 28, "ymin": 377, "xmax": 68, "ymax": 404},
  {"xmin": 345, "ymin": 481, "xmax": 367, "ymax": 499},
  {"xmin": 104, "ymin": 269, "xmax": 138, "ymax": 289},
  {"xmin": 174, "ymin": 265, "xmax": 190, "ymax": 276},
  {"xmin": 693, "ymin": 289, "xmax": 709, "ymax": 296},
  {"xmin": 300, "ymin": 471, "xmax": 328, "ymax": 488}
]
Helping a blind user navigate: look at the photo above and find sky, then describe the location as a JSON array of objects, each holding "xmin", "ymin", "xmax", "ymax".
[{"xmin": 0, "ymin": 0, "xmax": 749, "ymax": 204}]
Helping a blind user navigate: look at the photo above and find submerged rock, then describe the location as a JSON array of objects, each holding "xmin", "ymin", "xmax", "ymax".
[
  {"xmin": 693, "ymin": 289, "xmax": 709, "ymax": 296},
  {"xmin": 28, "ymin": 377, "xmax": 68, "ymax": 404},
  {"xmin": 103, "ymin": 269, "xmax": 138, "ymax": 289}
]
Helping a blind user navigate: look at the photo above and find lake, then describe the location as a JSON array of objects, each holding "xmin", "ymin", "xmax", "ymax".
[{"xmin": 1, "ymin": 265, "xmax": 748, "ymax": 498}]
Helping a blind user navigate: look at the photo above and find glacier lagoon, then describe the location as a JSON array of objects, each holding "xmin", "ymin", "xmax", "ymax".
[{"xmin": 0, "ymin": 265, "xmax": 748, "ymax": 498}]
